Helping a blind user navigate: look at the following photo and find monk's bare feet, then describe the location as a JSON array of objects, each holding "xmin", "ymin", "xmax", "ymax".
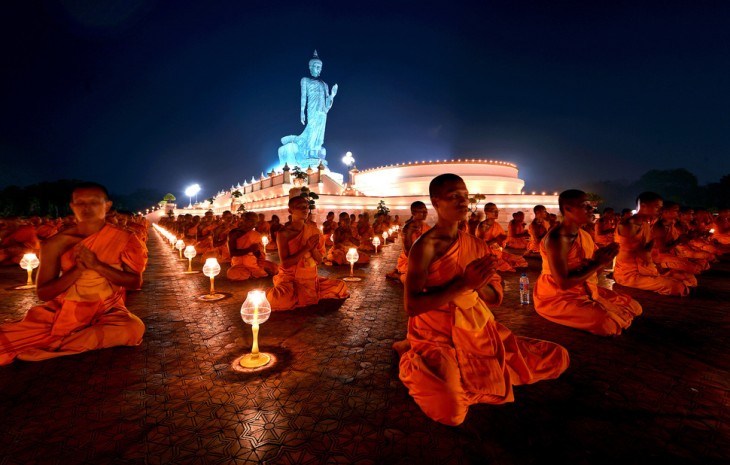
[
  {"xmin": 392, "ymin": 339, "xmax": 410, "ymax": 356},
  {"xmin": 385, "ymin": 270, "xmax": 401, "ymax": 280}
]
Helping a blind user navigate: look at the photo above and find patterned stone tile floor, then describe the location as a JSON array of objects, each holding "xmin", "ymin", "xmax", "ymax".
[{"xmin": 0, "ymin": 228, "xmax": 728, "ymax": 464}]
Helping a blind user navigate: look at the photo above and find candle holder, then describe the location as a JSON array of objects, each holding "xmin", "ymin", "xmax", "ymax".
[
  {"xmin": 199, "ymin": 258, "xmax": 225, "ymax": 301},
  {"xmin": 381, "ymin": 231, "xmax": 389, "ymax": 246},
  {"xmin": 14, "ymin": 253, "xmax": 40, "ymax": 290},
  {"xmin": 343, "ymin": 247, "xmax": 361, "ymax": 282},
  {"xmin": 183, "ymin": 245, "xmax": 198, "ymax": 273},
  {"xmin": 175, "ymin": 239, "xmax": 185, "ymax": 259},
  {"xmin": 240, "ymin": 290, "xmax": 272, "ymax": 368},
  {"xmin": 261, "ymin": 235, "xmax": 269, "ymax": 253},
  {"xmin": 372, "ymin": 236, "xmax": 380, "ymax": 254}
]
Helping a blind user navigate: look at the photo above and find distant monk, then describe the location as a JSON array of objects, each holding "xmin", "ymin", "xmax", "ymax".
[
  {"xmin": 0, "ymin": 218, "xmax": 40, "ymax": 265},
  {"xmin": 526, "ymin": 205, "xmax": 548, "ymax": 254},
  {"xmin": 226, "ymin": 212, "xmax": 278, "ymax": 281},
  {"xmin": 322, "ymin": 211, "xmax": 337, "ymax": 247},
  {"xmin": 266, "ymin": 197, "xmax": 349, "ymax": 311},
  {"xmin": 396, "ymin": 173, "xmax": 569, "ymax": 426},
  {"xmin": 594, "ymin": 208, "xmax": 617, "ymax": 248},
  {"xmin": 651, "ymin": 201, "xmax": 707, "ymax": 277},
  {"xmin": 0, "ymin": 182, "xmax": 146, "ymax": 365},
  {"xmin": 614, "ymin": 192, "xmax": 693, "ymax": 296},
  {"xmin": 505, "ymin": 211, "xmax": 529, "ymax": 250},
  {"xmin": 467, "ymin": 212, "xmax": 481, "ymax": 236},
  {"xmin": 712, "ymin": 208, "xmax": 730, "ymax": 246},
  {"xmin": 534, "ymin": 190, "xmax": 642, "ymax": 336},
  {"xmin": 328, "ymin": 213, "xmax": 370, "ymax": 265},
  {"xmin": 476, "ymin": 203, "xmax": 528, "ymax": 272},
  {"xmin": 386, "ymin": 201, "xmax": 430, "ymax": 282}
]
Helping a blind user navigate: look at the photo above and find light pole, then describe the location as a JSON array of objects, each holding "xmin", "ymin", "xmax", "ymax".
[
  {"xmin": 342, "ymin": 151, "xmax": 355, "ymax": 186},
  {"xmin": 185, "ymin": 184, "xmax": 201, "ymax": 208}
]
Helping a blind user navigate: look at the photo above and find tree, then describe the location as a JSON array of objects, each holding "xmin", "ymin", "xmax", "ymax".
[
  {"xmin": 207, "ymin": 197, "xmax": 215, "ymax": 207},
  {"xmin": 585, "ymin": 192, "xmax": 603, "ymax": 207},
  {"xmin": 468, "ymin": 194, "xmax": 486, "ymax": 213},
  {"xmin": 231, "ymin": 190, "xmax": 242, "ymax": 211},
  {"xmin": 163, "ymin": 193, "xmax": 176, "ymax": 202},
  {"xmin": 377, "ymin": 199, "xmax": 390, "ymax": 216},
  {"xmin": 632, "ymin": 168, "xmax": 699, "ymax": 204},
  {"xmin": 299, "ymin": 186, "xmax": 319, "ymax": 213},
  {"xmin": 291, "ymin": 166, "xmax": 308, "ymax": 185}
]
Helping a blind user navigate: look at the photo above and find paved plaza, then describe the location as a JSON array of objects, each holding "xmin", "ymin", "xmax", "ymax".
[{"xmin": 0, "ymin": 227, "xmax": 728, "ymax": 464}]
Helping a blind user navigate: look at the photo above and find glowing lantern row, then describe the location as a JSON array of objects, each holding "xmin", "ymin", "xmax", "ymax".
[
  {"xmin": 184, "ymin": 245, "xmax": 198, "ymax": 273},
  {"xmin": 175, "ymin": 239, "xmax": 185, "ymax": 259},
  {"xmin": 261, "ymin": 235, "xmax": 269, "ymax": 249},
  {"xmin": 15, "ymin": 253, "xmax": 40, "ymax": 290},
  {"xmin": 372, "ymin": 236, "xmax": 380, "ymax": 253},
  {"xmin": 239, "ymin": 290, "xmax": 272, "ymax": 368},
  {"xmin": 343, "ymin": 247, "xmax": 361, "ymax": 282},
  {"xmin": 199, "ymin": 258, "xmax": 225, "ymax": 301}
]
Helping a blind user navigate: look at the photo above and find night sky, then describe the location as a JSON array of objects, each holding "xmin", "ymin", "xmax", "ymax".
[{"xmin": 2, "ymin": 1, "xmax": 729, "ymax": 200}]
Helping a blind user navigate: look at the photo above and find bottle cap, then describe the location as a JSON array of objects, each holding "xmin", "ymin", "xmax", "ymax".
[{"xmin": 521, "ymin": 273, "xmax": 527, "ymax": 276}]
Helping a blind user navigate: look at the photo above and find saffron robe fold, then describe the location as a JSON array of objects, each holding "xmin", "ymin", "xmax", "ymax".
[
  {"xmin": 396, "ymin": 223, "xmax": 431, "ymax": 279},
  {"xmin": 398, "ymin": 232, "xmax": 569, "ymax": 426},
  {"xmin": 0, "ymin": 225, "xmax": 147, "ymax": 365},
  {"xmin": 266, "ymin": 223, "xmax": 349, "ymax": 311},
  {"xmin": 614, "ymin": 221, "xmax": 693, "ymax": 296},
  {"xmin": 478, "ymin": 222, "xmax": 528, "ymax": 272},
  {"xmin": 505, "ymin": 221, "xmax": 528, "ymax": 250},
  {"xmin": 534, "ymin": 229, "xmax": 642, "ymax": 336},
  {"xmin": 226, "ymin": 230, "xmax": 277, "ymax": 281},
  {"xmin": 527, "ymin": 221, "xmax": 546, "ymax": 254}
]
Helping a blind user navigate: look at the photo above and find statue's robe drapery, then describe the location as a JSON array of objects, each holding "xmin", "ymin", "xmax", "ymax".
[
  {"xmin": 477, "ymin": 222, "xmax": 527, "ymax": 272},
  {"xmin": 398, "ymin": 232, "xmax": 569, "ymax": 426},
  {"xmin": 266, "ymin": 223, "xmax": 348, "ymax": 311},
  {"xmin": 614, "ymin": 221, "xmax": 694, "ymax": 296},
  {"xmin": 226, "ymin": 230, "xmax": 277, "ymax": 281},
  {"xmin": 534, "ymin": 229, "xmax": 642, "ymax": 336},
  {"xmin": 0, "ymin": 225, "xmax": 146, "ymax": 365}
]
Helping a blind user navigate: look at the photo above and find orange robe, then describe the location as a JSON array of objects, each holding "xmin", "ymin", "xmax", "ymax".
[
  {"xmin": 266, "ymin": 223, "xmax": 349, "ymax": 311},
  {"xmin": 226, "ymin": 230, "xmax": 277, "ymax": 281},
  {"xmin": 0, "ymin": 225, "xmax": 40, "ymax": 264},
  {"xmin": 505, "ymin": 221, "xmax": 528, "ymax": 249},
  {"xmin": 614, "ymin": 221, "xmax": 693, "ymax": 296},
  {"xmin": 594, "ymin": 220, "xmax": 615, "ymax": 248},
  {"xmin": 398, "ymin": 232, "xmax": 569, "ymax": 426},
  {"xmin": 534, "ymin": 229, "xmax": 642, "ymax": 336},
  {"xmin": 0, "ymin": 225, "xmax": 146, "ymax": 365},
  {"xmin": 527, "ymin": 221, "xmax": 547, "ymax": 254},
  {"xmin": 396, "ymin": 223, "xmax": 431, "ymax": 284},
  {"xmin": 477, "ymin": 222, "xmax": 527, "ymax": 272}
]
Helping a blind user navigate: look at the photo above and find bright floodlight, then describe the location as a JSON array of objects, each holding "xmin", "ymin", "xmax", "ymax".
[
  {"xmin": 185, "ymin": 183, "xmax": 201, "ymax": 207},
  {"xmin": 342, "ymin": 151, "xmax": 355, "ymax": 167}
]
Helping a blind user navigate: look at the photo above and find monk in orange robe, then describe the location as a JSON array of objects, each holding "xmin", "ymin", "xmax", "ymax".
[
  {"xmin": 534, "ymin": 190, "xmax": 642, "ymax": 336},
  {"xmin": 594, "ymin": 208, "xmax": 617, "ymax": 248},
  {"xmin": 676, "ymin": 207, "xmax": 721, "ymax": 258},
  {"xmin": 266, "ymin": 197, "xmax": 349, "ymax": 311},
  {"xmin": 397, "ymin": 174, "xmax": 569, "ymax": 426},
  {"xmin": 322, "ymin": 211, "xmax": 337, "ymax": 248},
  {"xmin": 328, "ymin": 213, "xmax": 370, "ymax": 265},
  {"xmin": 614, "ymin": 192, "xmax": 694, "ymax": 296},
  {"xmin": 651, "ymin": 202, "xmax": 708, "ymax": 276},
  {"xmin": 267, "ymin": 215, "xmax": 283, "ymax": 252},
  {"xmin": 226, "ymin": 212, "xmax": 278, "ymax": 281},
  {"xmin": 712, "ymin": 208, "xmax": 730, "ymax": 246},
  {"xmin": 526, "ymin": 205, "xmax": 548, "ymax": 254},
  {"xmin": 0, "ymin": 218, "xmax": 40, "ymax": 265},
  {"xmin": 476, "ymin": 203, "xmax": 528, "ymax": 272},
  {"xmin": 386, "ymin": 201, "xmax": 430, "ymax": 282},
  {"xmin": 505, "ymin": 211, "xmax": 529, "ymax": 250},
  {"xmin": 0, "ymin": 182, "xmax": 146, "ymax": 365}
]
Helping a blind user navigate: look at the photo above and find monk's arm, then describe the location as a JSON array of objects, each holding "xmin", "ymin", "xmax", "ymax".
[
  {"xmin": 404, "ymin": 239, "xmax": 489, "ymax": 317},
  {"xmin": 277, "ymin": 230, "xmax": 317, "ymax": 268},
  {"xmin": 228, "ymin": 230, "xmax": 258, "ymax": 257},
  {"xmin": 77, "ymin": 246, "xmax": 142, "ymax": 290},
  {"xmin": 310, "ymin": 234, "xmax": 323, "ymax": 262},
  {"xmin": 36, "ymin": 240, "xmax": 83, "ymax": 302},
  {"xmin": 546, "ymin": 231, "xmax": 617, "ymax": 290}
]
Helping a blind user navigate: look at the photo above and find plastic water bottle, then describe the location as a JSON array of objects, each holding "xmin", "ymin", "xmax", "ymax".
[{"xmin": 519, "ymin": 273, "xmax": 530, "ymax": 305}]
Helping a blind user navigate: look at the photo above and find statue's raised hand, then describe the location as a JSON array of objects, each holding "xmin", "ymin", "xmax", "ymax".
[{"xmin": 330, "ymin": 84, "xmax": 338, "ymax": 98}]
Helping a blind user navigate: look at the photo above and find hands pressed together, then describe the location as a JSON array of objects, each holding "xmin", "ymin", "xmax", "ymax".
[
  {"xmin": 594, "ymin": 243, "xmax": 619, "ymax": 266},
  {"xmin": 463, "ymin": 255, "xmax": 498, "ymax": 290}
]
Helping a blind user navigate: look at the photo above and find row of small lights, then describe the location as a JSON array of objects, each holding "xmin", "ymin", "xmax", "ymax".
[{"xmin": 358, "ymin": 159, "xmax": 518, "ymax": 173}]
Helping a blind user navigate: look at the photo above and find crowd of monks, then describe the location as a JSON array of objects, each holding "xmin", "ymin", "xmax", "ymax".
[{"xmin": 1, "ymin": 178, "xmax": 729, "ymax": 427}]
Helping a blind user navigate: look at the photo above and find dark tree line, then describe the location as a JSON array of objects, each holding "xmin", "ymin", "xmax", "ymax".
[
  {"xmin": 0, "ymin": 180, "xmax": 164, "ymax": 217},
  {"xmin": 579, "ymin": 169, "xmax": 730, "ymax": 211}
]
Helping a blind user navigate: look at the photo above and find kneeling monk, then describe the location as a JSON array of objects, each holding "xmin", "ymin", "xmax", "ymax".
[
  {"xmin": 397, "ymin": 174, "xmax": 569, "ymax": 426},
  {"xmin": 266, "ymin": 197, "xmax": 349, "ymax": 311},
  {"xmin": 0, "ymin": 182, "xmax": 146, "ymax": 365},
  {"xmin": 534, "ymin": 190, "xmax": 642, "ymax": 336},
  {"xmin": 226, "ymin": 212, "xmax": 278, "ymax": 281}
]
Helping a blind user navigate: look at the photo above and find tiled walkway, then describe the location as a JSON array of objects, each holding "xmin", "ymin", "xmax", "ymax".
[{"xmin": 0, "ymin": 228, "xmax": 728, "ymax": 464}]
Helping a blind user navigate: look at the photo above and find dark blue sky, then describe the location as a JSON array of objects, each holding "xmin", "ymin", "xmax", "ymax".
[{"xmin": 2, "ymin": 0, "xmax": 729, "ymax": 199}]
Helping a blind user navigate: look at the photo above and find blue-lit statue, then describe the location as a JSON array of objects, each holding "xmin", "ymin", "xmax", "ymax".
[{"xmin": 278, "ymin": 50, "xmax": 338, "ymax": 169}]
